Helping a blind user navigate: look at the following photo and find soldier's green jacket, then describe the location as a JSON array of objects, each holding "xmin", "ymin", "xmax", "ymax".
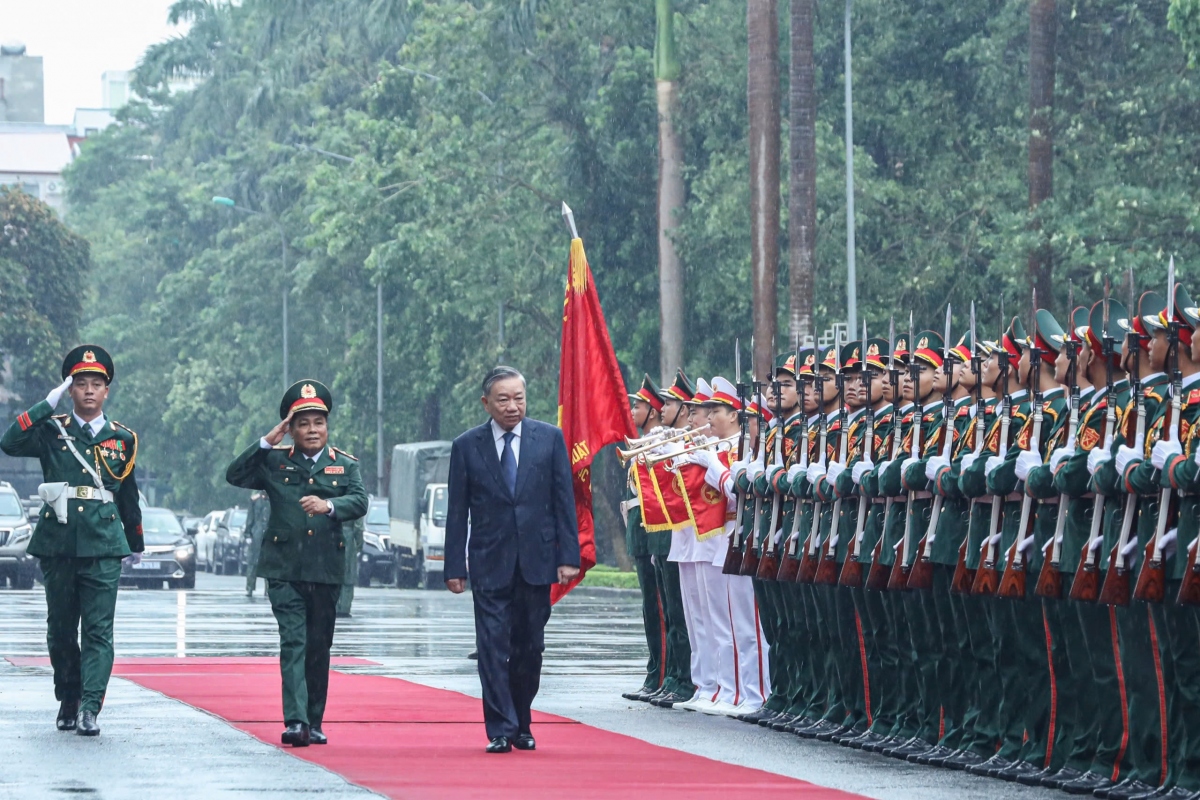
[
  {"xmin": 1093, "ymin": 373, "xmax": 1169, "ymax": 554},
  {"xmin": 1017, "ymin": 387, "xmax": 1069, "ymax": 571},
  {"xmin": 1160, "ymin": 375, "xmax": 1200, "ymax": 580},
  {"xmin": 873, "ymin": 402, "xmax": 919, "ymax": 567},
  {"xmin": 764, "ymin": 412, "xmax": 806, "ymax": 547},
  {"xmin": 1048, "ymin": 387, "xmax": 1108, "ymax": 575},
  {"xmin": 921, "ymin": 395, "xmax": 974, "ymax": 565},
  {"xmin": 1, "ymin": 400, "xmax": 142, "ymax": 558},
  {"xmin": 226, "ymin": 442, "xmax": 368, "ymax": 584}
]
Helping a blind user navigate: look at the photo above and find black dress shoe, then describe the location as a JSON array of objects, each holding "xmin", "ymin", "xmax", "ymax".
[
  {"xmin": 994, "ymin": 759, "xmax": 1040, "ymax": 782},
  {"xmin": 621, "ymin": 686, "xmax": 656, "ymax": 702},
  {"xmin": 75, "ymin": 709, "xmax": 99, "ymax": 737},
  {"xmin": 967, "ymin": 754, "xmax": 1012, "ymax": 777},
  {"xmin": 847, "ymin": 731, "xmax": 886, "ymax": 750},
  {"xmin": 282, "ymin": 722, "xmax": 310, "ymax": 747},
  {"xmin": 1131, "ymin": 788, "xmax": 1195, "ymax": 800},
  {"xmin": 486, "ymin": 736, "xmax": 511, "ymax": 753},
  {"xmin": 942, "ymin": 749, "xmax": 985, "ymax": 771},
  {"xmin": 56, "ymin": 700, "xmax": 79, "ymax": 731},
  {"xmin": 1104, "ymin": 779, "xmax": 1156, "ymax": 800},
  {"xmin": 816, "ymin": 724, "xmax": 850, "ymax": 742},
  {"xmin": 831, "ymin": 726, "xmax": 868, "ymax": 745},
  {"xmin": 1061, "ymin": 772, "xmax": 1113, "ymax": 795},
  {"xmin": 1039, "ymin": 766, "xmax": 1084, "ymax": 789},
  {"xmin": 863, "ymin": 734, "xmax": 902, "ymax": 753},
  {"xmin": 913, "ymin": 744, "xmax": 955, "ymax": 765},
  {"xmin": 740, "ymin": 708, "xmax": 775, "ymax": 724},
  {"xmin": 651, "ymin": 691, "xmax": 688, "ymax": 708},
  {"xmin": 1017, "ymin": 765, "xmax": 1062, "ymax": 787},
  {"xmin": 513, "ymin": 733, "xmax": 535, "ymax": 751},
  {"xmin": 883, "ymin": 737, "xmax": 933, "ymax": 759},
  {"xmin": 769, "ymin": 713, "xmax": 797, "ymax": 731},
  {"xmin": 795, "ymin": 719, "xmax": 837, "ymax": 739},
  {"xmin": 309, "ymin": 728, "xmax": 327, "ymax": 745},
  {"xmin": 467, "ymin": 650, "xmax": 478, "ymax": 660}
]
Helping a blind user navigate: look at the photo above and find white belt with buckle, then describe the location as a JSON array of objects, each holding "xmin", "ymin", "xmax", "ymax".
[{"xmin": 72, "ymin": 486, "xmax": 113, "ymax": 502}]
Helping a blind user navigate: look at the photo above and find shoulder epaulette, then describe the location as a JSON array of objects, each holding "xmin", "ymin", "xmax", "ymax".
[
  {"xmin": 332, "ymin": 446, "xmax": 359, "ymax": 461},
  {"xmin": 112, "ymin": 420, "xmax": 137, "ymax": 437}
]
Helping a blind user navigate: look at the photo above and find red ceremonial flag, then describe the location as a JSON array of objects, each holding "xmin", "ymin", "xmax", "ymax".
[{"xmin": 553, "ymin": 235, "xmax": 635, "ymax": 603}]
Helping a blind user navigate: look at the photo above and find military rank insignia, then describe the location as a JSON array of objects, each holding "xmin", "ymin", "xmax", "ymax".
[{"xmin": 324, "ymin": 466, "xmax": 345, "ymax": 475}]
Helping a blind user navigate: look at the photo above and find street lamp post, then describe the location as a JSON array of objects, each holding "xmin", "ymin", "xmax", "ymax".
[{"xmin": 213, "ymin": 196, "xmax": 289, "ymax": 388}]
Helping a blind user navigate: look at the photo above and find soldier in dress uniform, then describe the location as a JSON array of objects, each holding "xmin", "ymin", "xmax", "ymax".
[
  {"xmin": 0, "ymin": 345, "xmax": 143, "ymax": 737},
  {"xmin": 225, "ymin": 379, "xmax": 368, "ymax": 747}
]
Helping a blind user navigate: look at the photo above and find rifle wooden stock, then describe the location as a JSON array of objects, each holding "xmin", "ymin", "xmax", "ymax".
[
  {"xmin": 972, "ymin": 557, "xmax": 1000, "ymax": 595},
  {"xmin": 996, "ymin": 539, "xmax": 1027, "ymax": 599},
  {"xmin": 739, "ymin": 541, "xmax": 761, "ymax": 577},
  {"xmin": 757, "ymin": 549, "xmax": 780, "ymax": 580},
  {"xmin": 950, "ymin": 537, "xmax": 976, "ymax": 594},
  {"xmin": 839, "ymin": 552, "xmax": 865, "ymax": 588},
  {"xmin": 1034, "ymin": 551, "xmax": 1062, "ymax": 599},
  {"xmin": 776, "ymin": 542, "xmax": 802, "ymax": 582},
  {"xmin": 721, "ymin": 537, "xmax": 745, "ymax": 575},
  {"xmin": 1069, "ymin": 541, "xmax": 1101, "ymax": 602},
  {"xmin": 906, "ymin": 544, "xmax": 933, "ymax": 591},
  {"xmin": 796, "ymin": 536, "xmax": 819, "ymax": 584},
  {"xmin": 814, "ymin": 538, "xmax": 840, "ymax": 584},
  {"xmin": 1132, "ymin": 538, "xmax": 1166, "ymax": 603},
  {"xmin": 1178, "ymin": 542, "xmax": 1200, "ymax": 605},
  {"xmin": 865, "ymin": 537, "xmax": 891, "ymax": 590},
  {"xmin": 1098, "ymin": 543, "xmax": 1132, "ymax": 606}
]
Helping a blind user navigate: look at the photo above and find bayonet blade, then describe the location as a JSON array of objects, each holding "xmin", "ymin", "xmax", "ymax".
[
  {"xmin": 561, "ymin": 202, "xmax": 579, "ymax": 239},
  {"xmin": 735, "ymin": 337, "xmax": 742, "ymax": 384},
  {"xmin": 1103, "ymin": 276, "xmax": 1111, "ymax": 330},
  {"xmin": 888, "ymin": 315, "xmax": 896, "ymax": 371},
  {"xmin": 970, "ymin": 301, "xmax": 976, "ymax": 355},
  {"xmin": 943, "ymin": 304, "xmax": 952, "ymax": 360},
  {"xmin": 1168, "ymin": 255, "xmax": 1177, "ymax": 318}
]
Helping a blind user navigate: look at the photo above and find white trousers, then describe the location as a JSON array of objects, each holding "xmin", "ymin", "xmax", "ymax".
[
  {"xmin": 676, "ymin": 561, "xmax": 717, "ymax": 698},
  {"xmin": 699, "ymin": 564, "xmax": 770, "ymax": 707}
]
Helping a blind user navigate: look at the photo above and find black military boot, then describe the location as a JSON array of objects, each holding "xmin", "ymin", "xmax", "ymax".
[
  {"xmin": 281, "ymin": 722, "xmax": 310, "ymax": 747},
  {"xmin": 56, "ymin": 700, "xmax": 79, "ymax": 731},
  {"xmin": 75, "ymin": 709, "xmax": 100, "ymax": 736}
]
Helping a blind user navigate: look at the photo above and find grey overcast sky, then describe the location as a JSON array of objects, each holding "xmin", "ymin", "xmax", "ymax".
[{"xmin": 4, "ymin": 0, "xmax": 185, "ymax": 125}]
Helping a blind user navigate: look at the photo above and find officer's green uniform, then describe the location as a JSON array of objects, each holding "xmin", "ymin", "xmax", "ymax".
[
  {"xmin": 245, "ymin": 491, "xmax": 269, "ymax": 595},
  {"xmin": 336, "ymin": 516, "xmax": 364, "ymax": 616},
  {"xmin": 225, "ymin": 380, "xmax": 367, "ymax": 733},
  {"xmin": 0, "ymin": 345, "xmax": 143, "ymax": 722}
]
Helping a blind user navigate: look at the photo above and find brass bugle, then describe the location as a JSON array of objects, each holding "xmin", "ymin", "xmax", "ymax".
[
  {"xmin": 643, "ymin": 433, "xmax": 739, "ymax": 467},
  {"xmin": 617, "ymin": 424, "xmax": 710, "ymax": 467}
]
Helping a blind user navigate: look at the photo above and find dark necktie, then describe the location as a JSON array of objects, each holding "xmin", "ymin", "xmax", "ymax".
[{"xmin": 500, "ymin": 431, "xmax": 517, "ymax": 494}]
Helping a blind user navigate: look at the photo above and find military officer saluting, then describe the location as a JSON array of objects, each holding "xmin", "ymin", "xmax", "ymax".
[
  {"xmin": 226, "ymin": 380, "xmax": 368, "ymax": 747},
  {"xmin": 0, "ymin": 345, "xmax": 143, "ymax": 737}
]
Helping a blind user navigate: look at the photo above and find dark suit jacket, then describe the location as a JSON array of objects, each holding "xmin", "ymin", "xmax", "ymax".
[{"xmin": 445, "ymin": 417, "xmax": 580, "ymax": 590}]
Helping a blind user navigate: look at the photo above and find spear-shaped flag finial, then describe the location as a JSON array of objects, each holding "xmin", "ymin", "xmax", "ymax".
[{"xmin": 561, "ymin": 201, "xmax": 579, "ymax": 240}]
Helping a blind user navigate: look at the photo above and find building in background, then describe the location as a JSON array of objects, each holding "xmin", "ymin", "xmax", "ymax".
[{"xmin": 0, "ymin": 42, "xmax": 44, "ymax": 123}]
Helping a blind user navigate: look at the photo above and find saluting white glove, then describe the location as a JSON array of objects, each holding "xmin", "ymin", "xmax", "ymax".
[
  {"xmin": 984, "ymin": 456, "xmax": 1004, "ymax": 477},
  {"xmin": 852, "ymin": 459, "xmax": 874, "ymax": 485},
  {"xmin": 46, "ymin": 376, "xmax": 74, "ymax": 409},
  {"xmin": 825, "ymin": 462, "xmax": 846, "ymax": 483},
  {"xmin": 1087, "ymin": 447, "xmax": 1112, "ymax": 475},
  {"xmin": 1048, "ymin": 446, "xmax": 1072, "ymax": 472},
  {"xmin": 960, "ymin": 453, "xmax": 979, "ymax": 472},
  {"xmin": 1114, "ymin": 444, "xmax": 1141, "ymax": 476},
  {"xmin": 924, "ymin": 455, "xmax": 949, "ymax": 482},
  {"xmin": 806, "ymin": 462, "xmax": 826, "ymax": 485},
  {"xmin": 1014, "ymin": 449, "xmax": 1042, "ymax": 481},
  {"xmin": 1151, "ymin": 439, "xmax": 1182, "ymax": 471}
]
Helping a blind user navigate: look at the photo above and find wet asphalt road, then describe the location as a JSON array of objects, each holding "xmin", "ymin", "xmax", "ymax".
[{"xmin": 0, "ymin": 573, "xmax": 1063, "ymax": 800}]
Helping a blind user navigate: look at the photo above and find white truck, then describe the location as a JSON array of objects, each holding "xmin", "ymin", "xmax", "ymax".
[{"xmin": 388, "ymin": 441, "xmax": 451, "ymax": 589}]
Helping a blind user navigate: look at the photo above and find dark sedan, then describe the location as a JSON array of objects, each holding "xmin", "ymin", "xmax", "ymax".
[{"xmin": 120, "ymin": 507, "xmax": 197, "ymax": 589}]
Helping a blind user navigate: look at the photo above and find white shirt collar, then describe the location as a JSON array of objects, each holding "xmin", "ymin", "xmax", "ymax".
[
  {"xmin": 1142, "ymin": 371, "xmax": 1166, "ymax": 384},
  {"xmin": 73, "ymin": 412, "xmax": 106, "ymax": 437},
  {"xmin": 491, "ymin": 418, "xmax": 523, "ymax": 442},
  {"xmin": 1182, "ymin": 371, "xmax": 1200, "ymax": 390},
  {"xmin": 1079, "ymin": 386, "xmax": 1096, "ymax": 401}
]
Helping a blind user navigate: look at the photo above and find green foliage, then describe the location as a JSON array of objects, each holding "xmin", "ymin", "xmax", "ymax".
[
  {"xmin": 0, "ymin": 189, "xmax": 92, "ymax": 401},
  {"xmin": 1170, "ymin": 0, "xmax": 1200, "ymax": 66},
  {"xmin": 61, "ymin": 0, "xmax": 1200, "ymax": 524}
]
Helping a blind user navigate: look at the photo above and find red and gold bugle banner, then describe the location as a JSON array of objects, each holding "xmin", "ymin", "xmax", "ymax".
[{"xmin": 673, "ymin": 463, "xmax": 729, "ymax": 541}]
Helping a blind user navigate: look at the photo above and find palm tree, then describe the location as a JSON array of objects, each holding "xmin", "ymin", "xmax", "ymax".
[
  {"xmin": 1028, "ymin": 0, "xmax": 1056, "ymax": 307},
  {"xmin": 788, "ymin": 0, "xmax": 817, "ymax": 346},
  {"xmin": 748, "ymin": 0, "xmax": 781, "ymax": 373},
  {"xmin": 655, "ymin": 0, "xmax": 686, "ymax": 384}
]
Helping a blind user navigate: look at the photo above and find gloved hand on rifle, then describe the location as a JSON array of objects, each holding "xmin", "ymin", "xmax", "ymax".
[
  {"xmin": 924, "ymin": 455, "xmax": 949, "ymax": 482},
  {"xmin": 1048, "ymin": 446, "xmax": 1073, "ymax": 471},
  {"xmin": 1151, "ymin": 439, "xmax": 1182, "ymax": 471},
  {"xmin": 984, "ymin": 455, "xmax": 1004, "ymax": 477},
  {"xmin": 1014, "ymin": 449, "xmax": 1041, "ymax": 481},
  {"xmin": 786, "ymin": 463, "xmax": 805, "ymax": 484},
  {"xmin": 825, "ymin": 462, "xmax": 846, "ymax": 483},
  {"xmin": 1087, "ymin": 446, "xmax": 1112, "ymax": 475},
  {"xmin": 851, "ymin": 459, "xmax": 874, "ymax": 485},
  {"xmin": 745, "ymin": 457, "xmax": 765, "ymax": 483},
  {"xmin": 1114, "ymin": 444, "xmax": 1141, "ymax": 476},
  {"xmin": 805, "ymin": 461, "xmax": 826, "ymax": 486},
  {"xmin": 960, "ymin": 453, "xmax": 979, "ymax": 472},
  {"xmin": 901, "ymin": 456, "xmax": 920, "ymax": 475}
]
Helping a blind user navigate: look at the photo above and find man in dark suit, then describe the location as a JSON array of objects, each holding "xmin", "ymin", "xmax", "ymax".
[{"xmin": 445, "ymin": 366, "xmax": 580, "ymax": 754}]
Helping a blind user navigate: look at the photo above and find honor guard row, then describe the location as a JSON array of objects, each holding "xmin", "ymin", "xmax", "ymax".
[{"xmin": 622, "ymin": 262, "xmax": 1200, "ymax": 800}]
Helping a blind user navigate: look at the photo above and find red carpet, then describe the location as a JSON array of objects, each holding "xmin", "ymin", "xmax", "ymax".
[{"xmin": 9, "ymin": 657, "xmax": 865, "ymax": 799}]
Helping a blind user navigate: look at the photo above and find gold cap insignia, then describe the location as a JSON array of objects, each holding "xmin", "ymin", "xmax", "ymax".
[
  {"xmin": 804, "ymin": 353, "xmax": 816, "ymax": 366},
  {"xmin": 301, "ymin": 383, "xmax": 317, "ymax": 399},
  {"xmin": 917, "ymin": 336, "xmax": 929, "ymax": 350},
  {"xmin": 852, "ymin": 347, "xmax": 860, "ymax": 359},
  {"xmin": 956, "ymin": 335, "xmax": 966, "ymax": 346},
  {"xmin": 867, "ymin": 343, "xmax": 880, "ymax": 356},
  {"xmin": 897, "ymin": 338, "xmax": 907, "ymax": 351},
  {"xmin": 82, "ymin": 350, "xmax": 96, "ymax": 363},
  {"xmin": 785, "ymin": 355, "xmax": 796, "ymax": 370}
]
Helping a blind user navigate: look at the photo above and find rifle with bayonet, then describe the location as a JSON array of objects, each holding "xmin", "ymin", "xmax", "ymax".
[
  {"xmin": 972, "ymin": 312, "xmax": 1014, "ymax": 596},
  {"xmin": 952, "ymin": 303, "xmax": 984, "ymax": 594},
  {"xmin": 722, "ymin": 339, "xmax": 751, "ymax": 575},
  {"xmin": 1037, "ymin": 292, "xmax": 1079, "ymax": 600},
  {"xmin": 797, "ymin": 342, "xmax": 831, "ymax": 584},
  {"xmin": 909, "ymin": 306, "xmax": 954, "ymax": 591},
  {"xmin": 1134, "ymin": 258, "xmax": 1180, "ymax": 603},
  {"xmin": 998, "ymin": 291, "xmax": 1044, "ymax": 599},
  {"xmin": 756, "ymin": 367, "xmax": 787, "ymax": 580},
  {"xmin": 866, "ymin": 318, "xmax": 902, "ymax": 591},
  {"xmin": 842, "ymin": 319, "xmax": 873, "ymax": 588},
  {"xmin": 1099, "ymin": 290, "xmax": 1147, "ymax": 607},
  {"xmin": 815, "ymin": 339, "xmax": 848, "ymax": 585},
  {"xmin": 888, "ymin": 312, "xmax": 922, "ymax": 591},
  {"xmin": 776, "ymin": 337, "xmax": 810, "ymax": 582}
]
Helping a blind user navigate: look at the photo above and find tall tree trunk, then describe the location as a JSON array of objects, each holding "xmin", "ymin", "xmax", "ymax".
[
  {"xmin": 788, "ymin": 0, "xmax": 817, "ymax": 347},
  {"xmin": 1028, "ymin": 0, "xmax": 1056, "ymax": 309},
  {"xmin": 655, "ymin": 0, "xmax": 685, "ymax": 384},
  {"xmin": 748, "ymin": 0, "xmax": 781, "ymax": 375}
]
